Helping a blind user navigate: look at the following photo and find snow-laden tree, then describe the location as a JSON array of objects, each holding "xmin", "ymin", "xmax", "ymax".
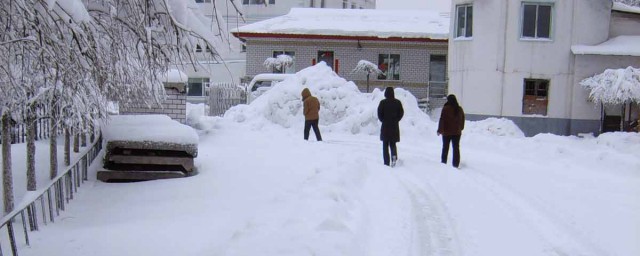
[
  {"xmin": 352, "ymin": 60, "xmax": 382, "ymax": 93},
  {"xmin": 580, "ymin": 66, "xmax": 640, "ymax": 105},
  {"xmin": 580, "ymin": 66, "xmax": 640, "ymax": 131},
  {"xmin": 0, "ymin": 0, "xmax": 240, "ymax": 214},
  {"xmin": 264, "ymin": 54, "xmax": 294, "ymax": 73}
]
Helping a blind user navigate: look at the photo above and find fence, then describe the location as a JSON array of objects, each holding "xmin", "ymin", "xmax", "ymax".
[
  {"xmin": 0, "ymin": 107, "xmax": 51, "ymax": 145},
  {"xmin": 208, "ymin": 83, "xmax": 247, "ymax": 117},
  {"xmin": 0, "ymin": 133, "xmax": 102, "ymax": 256}
]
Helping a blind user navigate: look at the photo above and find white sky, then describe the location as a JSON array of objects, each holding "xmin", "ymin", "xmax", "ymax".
[{"xmin": 376, "ymin": 0, "xmax": 451, "ymax": 12}]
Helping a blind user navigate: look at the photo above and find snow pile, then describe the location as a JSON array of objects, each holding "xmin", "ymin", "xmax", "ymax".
[
  {"xmin": 102, "ymin": 114, "xmax": 198, "ymax": 144},
  {"xmin": 466, "ymin": 118, "xmax": 526, "ymax": 137},
  {"xmin": 224, "ymin": 62, "xmax": 433, "ymax": 136},
  {"xmin": 580, "ymin": 66, "xmax": 640, "ymax": 104}
]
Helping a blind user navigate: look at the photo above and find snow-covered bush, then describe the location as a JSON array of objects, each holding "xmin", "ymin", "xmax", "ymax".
[{"xmin": 580, "ymin": 66, "xmax": 640, "ymax": 104}]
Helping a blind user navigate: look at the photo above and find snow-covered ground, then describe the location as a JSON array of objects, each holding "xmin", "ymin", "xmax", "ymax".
[{"xmin": 7, "ymin": 64, "xmax": 640, "ymax": 256}]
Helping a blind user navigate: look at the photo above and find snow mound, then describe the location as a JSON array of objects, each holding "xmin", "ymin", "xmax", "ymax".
[
  {"xmin": 224, "ymin": 62, "xmax": 433, "ymax": 136},
  {"xmin": 466, "ymin": 118, "xmax": 525, "ymax": 137}
]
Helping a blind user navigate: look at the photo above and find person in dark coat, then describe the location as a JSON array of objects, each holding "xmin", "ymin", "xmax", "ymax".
[
  {"xmin": 301, "ymin": 88, "xmax": 322, "ymax": 141},
  {"xmin": 437, "ymin": 94, "xmax": 465, "ymax": 168},
  {"xmin": 377, "ymin": 87, "xmax": 404, "ymax": 166}
]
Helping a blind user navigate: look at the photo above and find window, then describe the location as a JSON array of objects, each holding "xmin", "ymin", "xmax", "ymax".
[
  {"xmin": 429, "ymin": 55, "xmax": 447, "ymax": 98},
  {"xmin": 455, "ymin": 4, "xmax": 473, "ymax": 38},
  {"xmin": 378, "ymin": 54, "xmax": 400, "ymax": 80},
  {"xmin": 317, "ymin": 51, "xmax": 334, "ymax": 70},
  {"xmin": 521, "ymin": 3, "xmax": 552, "ymax": 39},
  {"xmin": 195, "ymin": 44, "xmax": 212, "ymax": 53},
  {"xmin": 195, "ymin": 0, "xmax": 212, "ymax": 3},
  {"xmin": 272, "ymin": 51, "xmax": 296, "ymax": 74},
  {"xmin": 522, "ymin": 79, "xmax": 549, "ymax": 115},
  {"xmin": 187, "ymin": 78, "xmax": 210, "ymax": 97},
  {"xmin": 243, "ymin": 0, "xmax": 275, "ymax": 5},
  {"xmin": 343, "ymin": 0, "xmax": 348, "ymax": 8}
]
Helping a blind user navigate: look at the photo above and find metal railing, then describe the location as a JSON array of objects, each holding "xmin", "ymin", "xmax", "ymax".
[
  {"xmin": 0, "ymin": 134, "xmax": 103, "ymax": 256},
  {"xmin": 208, "ymin": 83, "xmax": 247, "ymax": 117}
]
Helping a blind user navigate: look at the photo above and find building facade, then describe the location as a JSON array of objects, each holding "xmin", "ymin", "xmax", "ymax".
[
  {"xmin": 234, "ymin": 8, "xmax": 449, "ymax": 100},
  {"xmin": 183, "ymin": 0, "xmax": 376, "ymax": 102},
  {"xmin": 448, "ymin": 0, "xmax": 640, "ymax": 136}
]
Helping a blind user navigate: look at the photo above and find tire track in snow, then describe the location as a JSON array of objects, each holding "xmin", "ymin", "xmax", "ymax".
[
  {"xmin": 396, "ymin": 173, "xmax": 461, "ymax": 256},
  {"xmin": 462, "ymin": 167, "xmax": 608, "ymax": 256}
]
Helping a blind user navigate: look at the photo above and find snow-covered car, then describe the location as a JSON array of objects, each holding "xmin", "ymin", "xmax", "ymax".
[{"xmin": 247, "ymin": 73, "xmax": 295, "ymax": 103}]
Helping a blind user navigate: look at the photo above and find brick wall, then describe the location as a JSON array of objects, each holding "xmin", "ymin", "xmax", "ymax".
[
  {"xmin": 120, "ymin": 85, "xmax": 187, "ymax": 124},
  {"xmin": 245, "ymin": 38, "xmax": 448, "ymax": 99}
]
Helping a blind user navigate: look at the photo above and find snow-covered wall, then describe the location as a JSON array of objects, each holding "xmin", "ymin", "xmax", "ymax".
[{"xmin": 449, "ymin": 0, "xmax": 613, "ymax": 135}]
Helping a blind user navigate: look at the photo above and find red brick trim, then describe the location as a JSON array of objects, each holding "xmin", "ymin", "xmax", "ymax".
[{"xmin": 232, "ymin": 32, "xmax": 447, "ymax": 43}]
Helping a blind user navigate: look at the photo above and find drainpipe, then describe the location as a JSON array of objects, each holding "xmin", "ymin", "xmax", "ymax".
[{"xmin": 499, "ymin": 0, "xmax": 510, "ymax": 116}]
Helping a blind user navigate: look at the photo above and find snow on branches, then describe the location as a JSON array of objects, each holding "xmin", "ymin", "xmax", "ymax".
[
  {"xmin": 352, "ymin": 60, "xmax": 382, "ymax": 75},
  {"xmin": 264, "ymin": 54, "xmax": 294, "ymax": 73},
  {"xmin": 580, "ymin": 66, "xmax": 640, "ymax": 104}
]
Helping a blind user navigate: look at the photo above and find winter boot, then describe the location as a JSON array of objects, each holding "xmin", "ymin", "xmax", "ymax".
[{"xmin": 391, "ymin": 155, "xmax": 397, "ymax": 167}]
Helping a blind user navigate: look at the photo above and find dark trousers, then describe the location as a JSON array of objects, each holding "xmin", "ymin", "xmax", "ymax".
[
  {"xmin": 304, "ymin": 119, "xmax": 322, "ymax": 141},
  {"xmin": 382, "ymin": 140, "xmax": 397, "ymax": 166},
  {"xmin": 441, "ymin": 135, "xmax": 461, "ymax": 167}
]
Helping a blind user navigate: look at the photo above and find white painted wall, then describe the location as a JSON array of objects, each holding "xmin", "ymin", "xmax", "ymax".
[{"xmin": 449, "ymin": 0, "xmax": 612, "ymax": 121}]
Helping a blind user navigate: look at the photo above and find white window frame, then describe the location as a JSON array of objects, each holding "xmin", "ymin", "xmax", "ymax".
[
  {"xmin": 377, "ymin": 54, "xmax": 401, "ymax": 81},
  {"xmin": 455, "ymin": 3, "xmax": 473, "ymax": 39},
  {"xmin": 187, "ymin": 78, "xmax": 210, "ymax": 97},
  {"xmin": 520, "ymin": 2, "xmax": 554, "ymax": 40}
]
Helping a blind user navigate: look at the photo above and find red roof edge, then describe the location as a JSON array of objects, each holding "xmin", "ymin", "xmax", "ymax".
[{"xmin": 232, "ymin": 32, "xmax": 448, "ymax": 43}]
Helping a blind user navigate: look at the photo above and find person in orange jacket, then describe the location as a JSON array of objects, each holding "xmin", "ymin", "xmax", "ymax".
[{"xmin": 301, "ymin": 88, "xmax": 322, "ymax": 141}]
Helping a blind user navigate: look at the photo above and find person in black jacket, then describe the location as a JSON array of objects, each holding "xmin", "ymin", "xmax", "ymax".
[
  {"xmin": 377, "ymin": 87, "xmax": 404, "ymax": 167},
  {"xmin": 437, "ymin": 94, "xmax": 465, "ymax": 168}
]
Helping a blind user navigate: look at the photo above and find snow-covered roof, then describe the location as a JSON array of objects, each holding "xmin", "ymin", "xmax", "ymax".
[
  {"xmin": 612, "ymin": 2, "xmax": 640, "ymax": 14},
  {"xmin": 571, "ymin": 36, "xmax": 640, "ymax": 57},
  {"xmin": 233, "ymin": 8, "xmax": 450, "ymax": 41}
]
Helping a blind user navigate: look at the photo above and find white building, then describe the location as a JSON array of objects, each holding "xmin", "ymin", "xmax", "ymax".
[
  {"xmin": 448, "ymin": 0, "xmax": 640, "ymax": 136},
  {"xmin": 182, "ymin": 0, "xmax": 375, "ymax": 102}
]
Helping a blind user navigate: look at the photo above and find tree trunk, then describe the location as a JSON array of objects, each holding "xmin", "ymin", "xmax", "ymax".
[
  {"xmin": 90, "ymin": 122, "xmax": 95, "ymax": 143},
  {"xmin": 50, "ymin": 115, "xmax": 58, "ymax": 180},
  {"xmin": 64, "ymin": 128, "xmax": 70, "ymax": 166},
  {"xmin": 26, "ymin": 107, "xmax": 37, "ymax": 191},
  {"xmin": 2, "ymin": 114, "xmax": 15, "ymax": 214},
  {"xmin": 81, "ymin": 122, "xmax": 87, "ymax": 147},
  {"xmin": 73, "ymin": 129, "xmax": 80, "ymax": 153},
  {"xmin": 366, "ymin": 73, "xmax": 370, "ymax": 93}
]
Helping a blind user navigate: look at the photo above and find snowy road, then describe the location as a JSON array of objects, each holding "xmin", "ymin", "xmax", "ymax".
[{"xmin": 18, "ymin": 120, "xmax": 640, "ymax": 256}]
